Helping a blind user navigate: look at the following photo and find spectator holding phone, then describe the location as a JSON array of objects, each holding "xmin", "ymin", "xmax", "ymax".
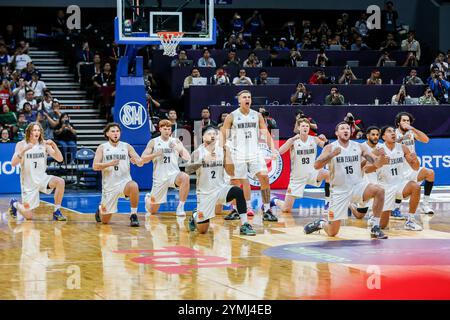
[
  {"xmin": 338, "ymin": 65, "xmax": 357, "ymax": 84},
  {"xmin": 325, "ymin": 87, "xmax": 345, "ymax": 105},
  {"xmin": 54, "ymin": 113, "xmax": 77, "ymax": 163},
  {"xmin": 291, "ymin": 82, "xmax": 312, "ymax": 105}
]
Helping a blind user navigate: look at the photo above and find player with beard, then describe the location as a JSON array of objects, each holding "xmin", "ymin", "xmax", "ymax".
[
  {"xmin": 93, "ymin": 123, "xmax": 144, "ymax": 227},
  {"xmin": 365, "ymin": 126, "xmax": 423, "ymax": 231},
  {"xmin": 9, "ymin": 122, "xmax": 67, "ymax": 221},
  {"xmin": 186, "ymin": 125, "xmax": 256, "ymax": 235},
  {"xmin": 394, "ymin": 112, "xmax": 435, "ymax": 215},
  {"xmin": 304, "ymin": 122, "xmax": 388, "ymax": 239}
]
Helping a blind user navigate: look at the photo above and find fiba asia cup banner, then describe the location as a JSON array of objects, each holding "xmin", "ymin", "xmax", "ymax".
[{"xmin": 249, "ymin": 139, "xmax": 450, "ymax": 190}]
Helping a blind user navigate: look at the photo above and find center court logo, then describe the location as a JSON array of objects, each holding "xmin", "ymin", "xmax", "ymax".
[
  {"xmin": 248, "ymin": 143, "xmax": 283, "ymax": 187},
  {"xmin": 119, "ymin": 101, "xmax": 147, "ymax": 130}
]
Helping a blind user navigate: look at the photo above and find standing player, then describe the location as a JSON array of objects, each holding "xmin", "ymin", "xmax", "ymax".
[
  {"xmin": 8, "ymin": 122, "xmax": 67, "ymax": 221},
  {"xmin": 365, "ymin": 126, "xmax": 423, "ymax": 230},
  {"xmin": 304, "ymin": 122, "xmax": 388, "ymax": 239},
  {"xmin": 141, "ymin": 120, "xmax": 191, "ymax": 216},
  {"xmin": 220, "ymin": 90, "xmax": 278, "ymax": 222},
  {"xmin": 270, "ymin": 118, "xmax": 330, "ymax": 213},
  {"xmin": 395, "ymin": 112, "xmax": 435, "ymax": 215},
  {"xmin": 93, "ymin": 123, "xmax": 143, "ymax": 227},
  {"xmin": 186, "ymin": 125, "xmax": 256, "ymax": 235}
]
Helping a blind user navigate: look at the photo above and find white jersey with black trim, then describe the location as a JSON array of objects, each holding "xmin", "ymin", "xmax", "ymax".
[
  {"xmin": 376, "ymin": 143, "xmax": 406, "ymax": 185},
  {"xmin": 290, "ymin": 135, "xmax": 317, "ymax": 180},
  {"xmin": 21, "ymin": 143, "xmax": 48, "ymax": 191},
  {"xmin": 229, "ymin": 108, "xmax": 260, "ymax": 161},
  {"xmin": 101, "ymin": 141, "xmax": 132, "ymax": 193},
  {"xmin": 396, "ymin": 128, "xmax": 415, "ymax": 153},
  {"xmin": 152, "ymin": 136, "xmax": 180, "ymax": 182},
  {"xmin": 361, "ymin": 141, "xmax": 379, "ymax": 184},
  {"xmin": 329, "ymin": 140, "xmax": 364, "ymax": 189},
  {"xmin": 195, "ymin": 144, "xmax": 228, "ymax": 195}
]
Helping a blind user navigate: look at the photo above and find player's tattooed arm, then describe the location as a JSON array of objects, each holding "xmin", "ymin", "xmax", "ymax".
[
  {"xmin": 45, "ymin": 140, "xmax": 64, "ymax": 163},
  {"xmin": 141, "ymin": 140, "xmax": 162, "ymax": 163},
  {"xmin": 128, "ymin": 144, "xmax": 143, "ymax": 167},
  {"xmin": 314, "ymin": 144, "xmax": 340, "ymax": 169},
  {"xmin": 403, "ymin": 144, "xmax": 420, "ymax": 171},
  {"xmin": 185, "ymin": 150, "xmax": 203, "ymax": 175},
  {"xmin": 93, "ymin": 145, "xmax": 119, "ymax": 171}
]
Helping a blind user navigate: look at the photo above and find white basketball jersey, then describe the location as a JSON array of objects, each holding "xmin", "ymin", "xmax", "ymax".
[
  {"xmin": 290, "ymin": 136, "xmax": 317, "ymax": 180},
  {"xmin": 152, "ymin": 136, "xmax": 180, "ymax": 182},
  {"xmin": 361, "ymin": 141, "xmax": 378, "ymax": 184},
  {"xmin": 195, "ymin": 144, "xmax": 227, "ymax": 195},
  {"xmin": 21, "ymin": 143, "xmax": 48, "ymax": 191},
  {"xmin": 396, "ymin": 128, "xmax": 415, "ymax": 153},
  {"xmin": 230, "ymin": 108, "xmax": 260, "ymax": 161},
  {"xmin": 101, "ymin": 141, "xmax": 132, "ymax": 193},
  {"xmin": 376, "ymin": 143, "xmax": 406, "ymax": 185},
  {"xmin": 329, "ymin": 140, "xmax": 363, "ymax": 188}
]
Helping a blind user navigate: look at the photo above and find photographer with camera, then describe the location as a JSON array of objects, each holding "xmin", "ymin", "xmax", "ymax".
[
  {"xmin": 54, "ymin": 113, "xmax": 77, "ymax": 164},
  {"xmin": 403, "ymin": 69, "xmax": 424, "ymax": 85},
  {"xmin": 294, "ymin": 110, "xmax": 318, "ymax": 135},
  {"xmin": 290, "ymin": 82, "xmax": 312, "ymax": 105},
  {"xmin": 391, "ymin": 85, "xmax": 411, "ymax": 105},
  {"xmin": 258, "ymin": 107, "xmax": 277, "ymax": 133},
  {"xmin": 344, "ymin": 112, "xmax": 364, "ymax": 139},
  {"xmin": 428, "ymin": 69, "xmax": 450, "ymax": 104},
  {"xmin": 376, "ymin": 50, "xmax": 394, "ymax": 67},
  {"xmin": 325, "ymin": 87, "xmax": 345, "ymax": 105},
  {"xmin": 308, "ymin": 69, "xmax": 329, "ymax": 85},
  {"xmin": 402, "ymin": 51, "xmax": 419, "ymax": 67},
  {"xmin": 418, "ymin": 87, "xmax": 439, "ymax": 105},
  {"xmin": 338, "ymin": 65, "xmax": 357, "ymax": 84},
  {"xmin": 211, "ymin": 66, "xmax": 230, "ymax": 85},
  {"xmin": 314, "ymin": 48, "xmax": 330, "ymax": 67}
]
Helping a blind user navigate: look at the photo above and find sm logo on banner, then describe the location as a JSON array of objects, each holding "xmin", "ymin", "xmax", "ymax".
[{"xmin": 119, "ymin": 101, "xmax": 148, "ymax": 130}]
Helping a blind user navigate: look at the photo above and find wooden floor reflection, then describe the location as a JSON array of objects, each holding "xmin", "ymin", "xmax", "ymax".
[{"xmin": 1, "ymin": 200, "xmax": 450, "ymax": 300}]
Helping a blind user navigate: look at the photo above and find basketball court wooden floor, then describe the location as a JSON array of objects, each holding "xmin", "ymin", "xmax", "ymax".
[{"xmin": 1, "ymin": 189, "xmax": 450, "ymax": 300}]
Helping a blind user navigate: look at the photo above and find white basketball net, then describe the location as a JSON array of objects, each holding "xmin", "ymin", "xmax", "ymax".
[{"xmin": 157, "ymin": 32, "xmax": 184, "ymax": 56}]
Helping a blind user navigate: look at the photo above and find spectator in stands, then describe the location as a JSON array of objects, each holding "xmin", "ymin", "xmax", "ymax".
[
  {"xmin": 197, "ymin": 49, "xmax": 216, "ymax": 68},
  {"xmin": 217, "ymin": 112, "xmax": 229, "ymax": 129},
  {"xmin": 338, "ymin": 66, "xmax": 357, "ymax": 84},
  {"xmin": 325, "ymin": 87, "xmax": 345, "ymax": 105},
  {"xmin": 315, "ymin": 49, "xmax": 330, "ymax": 67},
  {"xmin": 28, "ymin": 72, "xmax": 46, "ymax": 101},
  {"xmin": 0, "ymin": 128, "xmax": 10, "ymax": 143},
  {"xmin": 21, "ymin": 62, "xmax": 41, "ymax": 81},
  {"xmin": 93, "ymin": 62, "xmax": 116, "ymax": 121},
  {"xmin": 48, "ymin": 100, "xmax": 62, "ymax": 122},
  {"xmin": 200, "ymin": 107, "xmax": 217, "ymax": 128},
  {"xmin": 76, "ymin": 42, "xmax": 94, "ymax": 82},
  {"xmin": 230, "ymin": 13, "xmax": 245, "ymax": 33},
  {"xmin": 298, "ymin": 35, "xmax": 315, "ymax": 50},
  {"xmin": 0, "ymin": 79, "xmax": 13, "ymax": 111},
  {"xmin": 254, "ymin": 40, "xmax": 265, "ymax": 51},
  {"xmin": 12, "ymin": 77, "xmax": 30, "ymax": 107},
  {"xmin": 273, "ymin": 38, "xmax": 290, "ymax": 52},
  {"xmin": 351, "ymin": 37, "xmax": 370, "ymax": 51},
  {"xmin": 291, "ymin": 83, "xmax": 312, "ymax": 105},
  {"xmin": 167, "ymin": 109, "xmax": 184, "ymax": 138},
  {"xmin": 376, "ymin": 50, "xmax": 394, "ymax": 67},
  {"xmin": 428, "ymin": 70, "xmax": 450, "ymax": 104},
  {"xmin": 403, "ymin": 69, "xmax": 424, "ymax": 85},
  {"xmin": 222, "ymin": 50, "xmax": 241, "ymax": 68},
  {"xmin": 171, "ymin": 50, "xmax": 190, "ymax": 67},
  {"xmin": 14, "ymin": 113, "xmax": 28, "ymax": 141},
  {"xmin": 80, "ymin": 53, "xmax": 102, "ymax": 89},
  {"xmin": 235, "ymin": 33, "xmax": 251, "ymax": 49},
  {"xmin": 23, "ymin": 102, "xmax": 37, "ymax": 122},
  {"xmin": 382, "ymin": 1, "xmax": 399, "ymax": 33},
  {"xmin": 0, "ymin": 104, "xmax": 17, "ymax": 138},
  {"xmin": 11, "ymin": 48, "xmax": 32, "ymax": 72},
  {"xmin": 308, "ymin": 69, "xmax": 328, "ymax": 84},
  {"xmin": 418, "ymin": 87, "xmax": 439, "ymax": 105},
  {"xmin": 36, "ymin": 110, "xmax": 57, "ymax": 140},
  {"xmin": 0, "ymin": 45, "xmax": 11, "ymax": 65},
  {"xmin": 107, "ymin": 41, "xmax": 121, "ymax": 66},
  {"xmin": 391, "ymin": 85, "xmax": 411, "ymax": 105},
  {"xmin": 243, "ymin": 52, "xmax": 262, "ymax": 68},
  {"xmin": 402, "ymin": 51, "xmax": 419, "ymax": 67},
  {"xmin": 223, "ymin": 34, "xmax": 238, "ymax": 50},
  {"xmin": 288, "ymin": 48, "xmax": 303, "ymax": 67},
  {"xmin": 295, "ymin": 109, "xmax": 318, "ymax": 135},
  {"xmin": 246, "ymin": 10, "xmax": 265, "ymax": 40},
  {"xmin": 430, "ymin": 52, "xmax": 449, "ymax": 78},
  {"xmin": 3, "ymin": 24, "xmax": 19, "ymax": 50},
  {"xmin": 193, "ymin": 13, "xmax": 206, "ymax": 33},
  {"xmin": 255, "ymin": 69, "xmax": 269, "ymax": 85},
  {"xmin": 232, "ymin": 69, "xmax": 253, "ymax": 86},
  {"xmin": 354, "ymin": 13, "xmax": 369, "ymax": 37},
  {"xmin": 39, "ymin": 91, "xmax": 54, "ymax": 113},
  {"xmin": 18, "ymin": 89, "xmax": 38, "ymax": 111},
  {"xmin": 401, "ymin": 31, "xmax": 421, "ymax": 61},
  {"xmin": 344, "ymin": 112, "xmax": 364, "ymax": 139},
  {"xmin": 51, "ymin": 9, "xmax": 67, "ymax": 36},
  {"xmin": 210, "ymin": 66, "xmax": 231, "ymax": 85},
  {"xmin": 282, "ymin": 21, "xmax": 297, "ymax": 47},
  {"xmin": 54, "ymin": 113, "xmax": 77, "ymax": 163},
  {"xmin": 258, "ymin": 107, "xmax": 277, "ymax": 132},
  {"xmin": 366, "ymin": 70, "xmax": 383, "ymax": 85},
  {"xmin": 183, "ymin": 67, "xmax": 202, "ymax": 92},
  {"xmin": 17, "ymin": 40, "xmax": 30, "ymax": 55},
  {"xmin": 380, "ymin": 33, "xmax": 399, "ymax": 51}
]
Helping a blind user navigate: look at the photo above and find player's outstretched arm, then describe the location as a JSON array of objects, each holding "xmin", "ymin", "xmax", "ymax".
[
  {"xmin": 314, "ymin": 144, "xmax": 340, "ymax": 170},
  {"xmin": 403, "ymin": 144, "xmax": 420, "ymax": 171},
  {"xmin": 185, "ymin": 150, "xmax": 202, "ymax": 175},
  {"xmin": 45, "ymin": 140, "xmax": 64, "ymax": 163}
]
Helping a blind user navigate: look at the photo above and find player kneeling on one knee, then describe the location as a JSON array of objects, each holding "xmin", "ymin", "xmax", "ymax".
[{"xmin": 186, "ymin": 125, "xmax": 256, "ymax": 236}]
